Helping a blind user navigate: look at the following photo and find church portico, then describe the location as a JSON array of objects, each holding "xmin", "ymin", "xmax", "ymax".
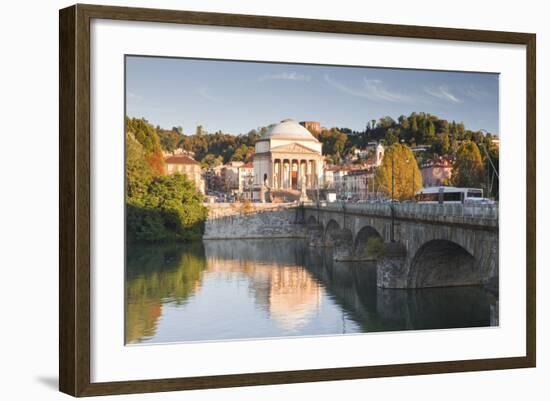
[{"xmin": 269, "ymin": 157, "xmax": 320, "ymax": 190}]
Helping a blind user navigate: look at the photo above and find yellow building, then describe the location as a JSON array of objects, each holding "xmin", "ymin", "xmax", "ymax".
[{"xmin": 165, "ymin": 154, "xmax": 205, "ymax": 194}]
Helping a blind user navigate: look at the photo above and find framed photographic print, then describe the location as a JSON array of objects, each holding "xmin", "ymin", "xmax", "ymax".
[{"xmin": 59, "ymin": 3, "xmax": 536, "ymax": 397}]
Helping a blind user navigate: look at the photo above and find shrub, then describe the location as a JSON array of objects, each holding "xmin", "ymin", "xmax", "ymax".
[{"xmin": 366, "ymin": 237, "xmax": 386, "ymax": 258}]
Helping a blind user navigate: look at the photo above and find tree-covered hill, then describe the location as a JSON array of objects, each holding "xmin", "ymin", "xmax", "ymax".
[{"xmin": 141, "ymin": 112, "xmax": 498, "ymax": 167}]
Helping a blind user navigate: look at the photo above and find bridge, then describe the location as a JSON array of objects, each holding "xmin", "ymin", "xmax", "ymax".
[{"xmin": 302, "ymin": 202, "xmax": 498, "ymax": 289}]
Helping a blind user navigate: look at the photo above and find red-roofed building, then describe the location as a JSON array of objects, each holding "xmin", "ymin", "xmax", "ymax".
[
  {"xmin": 165, "ymin": 153, "xmax": 205, "ymax": 193},
  {"xmin": 420, "ymin": 156, "xmax": 454, "ymax": 187}
]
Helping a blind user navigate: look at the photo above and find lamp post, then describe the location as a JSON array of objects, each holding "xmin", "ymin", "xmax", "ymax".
[
  {"xmin": 412, "ymin": 166, "xmax": 415, "ymax": 200},
  {"xmin": 246, "ymin": 172, "xmax": 254, "ymax": 201},
  {"xmin": 390, "ymin": 147, "xmax": 395, "ymax": 242}
]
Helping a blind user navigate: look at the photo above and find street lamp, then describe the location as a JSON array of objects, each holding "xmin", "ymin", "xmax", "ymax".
[
  {"xmin": 390, "ymin": 145, "xmax": 396, "ymax": 242},
  {"xmin": 245, "ymin": 172, "xmax": 254, "ymax": 201}
]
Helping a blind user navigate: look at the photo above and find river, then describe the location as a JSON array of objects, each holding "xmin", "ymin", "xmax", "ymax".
[{"xmin": 125, "ymin": 238, "xmax": 497, "ymax": 344}]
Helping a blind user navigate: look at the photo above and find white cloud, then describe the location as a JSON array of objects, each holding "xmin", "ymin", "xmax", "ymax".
[
  {"xmin": 258, "ymin": 72, "xmax": 311, "ymax": 82},
  {"xmin": 126, "ymin": 92, "xmax": 143, "ymax": 102},
  {"xmin": 197, "ymin": 87, "xmax": 226, "ymax": 103},
  {"xmin": 324, "ymin": 74, "xmax": 414, "ymax": 103},
  {"xmin": 464, "ymin": 84, "xmax": 489, "ymax": 100},
  {"xmin": 424, "ymin": 86, "xmax": 462, "ymax": 103}
]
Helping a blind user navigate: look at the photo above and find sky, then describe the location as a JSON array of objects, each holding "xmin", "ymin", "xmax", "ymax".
[{"xmin": 126, "ymin": 56, "xmax": 499, "ymax": 136}]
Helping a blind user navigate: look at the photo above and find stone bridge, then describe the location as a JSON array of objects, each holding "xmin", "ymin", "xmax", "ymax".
[{"xmin": 302, "ymin": 202, "xmax": 498, "ymax": 289}]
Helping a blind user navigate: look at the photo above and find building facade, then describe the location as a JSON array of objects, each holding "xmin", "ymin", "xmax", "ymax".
[
  {"xmin": 299, "ymin": 121, "xmax": 321, "ymax": 133},
  {"xmin": 421, "ymin": 157, "xmax": 454, "ymax": 187},
  {"xmin": 238, "ymin": 162, "xmax": 254, "ymax": 198},
  {"xmin": 343, "ymin": 168, "xmax": 376, "ymax": 200},
  {"xmin": 253, "ymin": 119, "xmax": 324, "ymax": 191},
  {"xmin": 164, "ymin": 153, "xmax": 205, "ymax": 194},
  {"xmin": 220, "ymin": 161, "xmax": 243, "ymax": 192}
]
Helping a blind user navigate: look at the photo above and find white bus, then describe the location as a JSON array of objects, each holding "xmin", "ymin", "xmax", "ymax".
[{"xmin": 415, "ymin": 186, "xmax": 483, "ymax": 204}]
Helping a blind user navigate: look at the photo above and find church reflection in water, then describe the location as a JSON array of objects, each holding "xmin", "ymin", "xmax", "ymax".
[{"xmin": 125, "ymin": 239, "xmax": 496, "ymax": 344}]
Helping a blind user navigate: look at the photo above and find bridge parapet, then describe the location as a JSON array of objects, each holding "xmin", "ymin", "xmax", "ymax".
[{"xmin": 304, "ymin": 202, "xmax": 498, "ymax": 227}]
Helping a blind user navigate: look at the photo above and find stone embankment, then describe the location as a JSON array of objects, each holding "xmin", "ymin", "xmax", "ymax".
[{"xmin": 203, "ymin": 203, "xmax": 306, "ymax": 240}]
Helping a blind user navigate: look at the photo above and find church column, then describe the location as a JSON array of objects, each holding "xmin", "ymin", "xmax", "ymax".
[
  {"xmin": 304, "ymin": 159, "xmax": 311, "ymax": 189},
  {"xmin": 278, "ymin": 159, "xmax": 282, "ymax": 189},
  {"xmin": 298, "ymin": 160, "xmax": 303, "ymax": 189},
  {"xmin": 311, "ymin": 160, "xmax": 319, "ymax": 188},
  {"xmin": 297, "ymin": 160, "xmax": 302, "ymax": 190},
  {"xmin": 284, "ymin": 159, "xmax": 289, "ymax": 189},
  {"xmin": 288, "ymin": 160, "xmax": 292, "ymax": 189},
  {"xmin": 279, "ymin": 159, "xmax": 283, "ymax": 189},
  {"xmin": 272, "ymin": 159, "xmax": 277, "ymax": 188},
  {"xmin": 303, "ymin": 160, "xmax": 308, "ymax": 189}
]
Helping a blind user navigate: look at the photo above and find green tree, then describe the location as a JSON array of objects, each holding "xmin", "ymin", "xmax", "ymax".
[
  {"xmin": 319, "ymin": 128, "xmax": 348, "ymax": 162},
  {"xmin": 127, "ymin": 174, "xmax": 207, "ymax": 243},
  {"xmin": 374, "ymin": 144, "xmax": 423, "ymax": 200},
  {"xmin": 231, "ymin": 144, "xmax": 253, "ymax": 162},
  {"xmin": 126, "ymin": 117, "xmax": 165, "ymax": 175},
  {"xmin": 158, "ymin": 128, "xmax": 183, "ymax": 153},
  {"xmin": 431, "ymin": 133, "xmax": 450, "ymax": 155},
  {"xmin": 383, "ymin": 130, "xmax": 398, "ymax": 145},
  {"xmin": 411, "ymin": 116, "xmax": 418, "ymax": 132},
  {"xmin": 201, "ymin": 154, "xmax": 223, "ymax": 169},
  {"xmin": 126, "ymin": 131, "xmax": 154, "ymax": 201},
  {"xmin": 452, "ymin": 140, "xmax": 485, "ymax": 188}
]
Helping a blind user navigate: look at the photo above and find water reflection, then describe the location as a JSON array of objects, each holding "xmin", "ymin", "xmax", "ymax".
[{"xmin": 126, "ymin": 239, "xmax": 496, "ymax": 344}]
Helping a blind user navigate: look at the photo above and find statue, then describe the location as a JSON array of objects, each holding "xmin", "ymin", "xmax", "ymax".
[
  {"xmin": 259, "ymin": 182, "xmax": 265, "ymax": 203},
  {"xmin": 299, "ymin": 176, "xmax": 309, "ymax": 202}
]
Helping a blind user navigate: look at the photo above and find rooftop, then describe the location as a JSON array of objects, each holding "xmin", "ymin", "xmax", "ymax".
[{"xmin": 165, "ymin": 154, "xmax": 200, "ymax": 165}]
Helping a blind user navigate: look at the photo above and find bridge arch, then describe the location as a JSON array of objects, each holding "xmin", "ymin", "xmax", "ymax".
[
  {"xmin": 306, "ymin": 215, "xmax": 319, "ymax": 227},
  {"xmin": 408, "ymin": 240, "xmax": 482, "ymax": 288},
  {"xmin": 324, "ymin": 220, "xmax": 341, "ymax": 247},
  {"xmin": 354, "ymin": 226, "xmax": 383, "ymax": 260},
  {"xmin": 324, "ymin": 219, "xmax": 354, "ymax": 260}
]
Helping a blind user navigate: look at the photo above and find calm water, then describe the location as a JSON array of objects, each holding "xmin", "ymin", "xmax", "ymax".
[{"xmin": 125, "ymin": 239, "xmax": 497, "ymax": 344}]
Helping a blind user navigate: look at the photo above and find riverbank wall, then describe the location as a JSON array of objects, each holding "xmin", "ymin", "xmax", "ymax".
[{"xmin": 203, "ymin": 203, "xmax": 307, "ymax": 240}]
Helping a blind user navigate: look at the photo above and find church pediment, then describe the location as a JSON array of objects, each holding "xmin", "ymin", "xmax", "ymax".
[{"xmin": 270, "ymin": 142, "xmax": 320, "ymax": 155}]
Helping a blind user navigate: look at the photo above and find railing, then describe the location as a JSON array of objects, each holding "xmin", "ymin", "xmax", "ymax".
[{"xmin": 304, "ymin": 201, "xmax": 499, "ymax": 221}]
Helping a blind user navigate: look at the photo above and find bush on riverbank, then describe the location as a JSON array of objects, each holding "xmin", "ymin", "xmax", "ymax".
[
  {"xmin": 366, "ymin": 237, "xmax": 386, "ymax": 258},
  {"xmin": 126, "ymin": 174, "xmax": 207, "ymax": 243}
]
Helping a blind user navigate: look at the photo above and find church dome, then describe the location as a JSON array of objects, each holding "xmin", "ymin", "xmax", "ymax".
[{"xmin": 261, "ymin": 119, "xmax": 319, "ymax": 142}]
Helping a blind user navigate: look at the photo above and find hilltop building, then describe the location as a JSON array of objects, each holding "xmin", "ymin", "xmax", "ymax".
[{"xmin": 299, "ymin": 121, "xmax": 321, "ymax": 133}]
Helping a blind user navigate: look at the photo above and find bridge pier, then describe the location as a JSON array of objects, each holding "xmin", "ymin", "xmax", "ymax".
[
  {"xmin": 330, "ymin": 229, "xmax": 354, "ymax": 261},
  {"xmin": 376, "ymin": 242, "xmax": 408, "ymax": 288},
  {"xmin": 307, "ymin": 224, "xmax": 324, "ymax": 247}
]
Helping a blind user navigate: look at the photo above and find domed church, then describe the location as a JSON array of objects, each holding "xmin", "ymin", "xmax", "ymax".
[{"xmin": 253, "ymin": 119, "xmax": 324, "ymax": 196}]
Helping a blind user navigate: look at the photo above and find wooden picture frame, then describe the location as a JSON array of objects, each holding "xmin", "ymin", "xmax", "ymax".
[{"xmin": 59, "ymin": 3, "xmax": 536, "ymax": 397}]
